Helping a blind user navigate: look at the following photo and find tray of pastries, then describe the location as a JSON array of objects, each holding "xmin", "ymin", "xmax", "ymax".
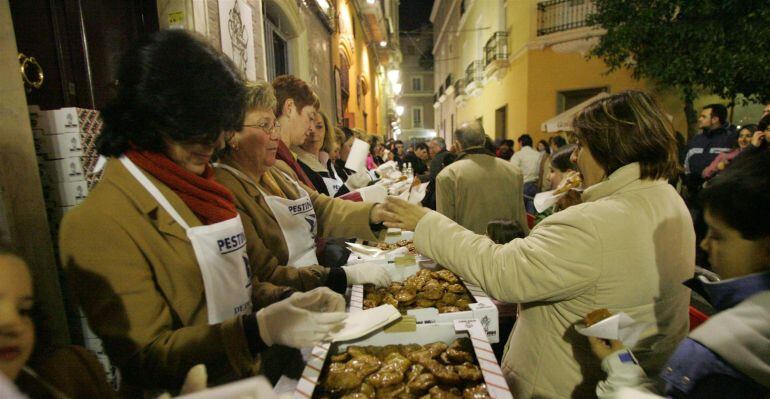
[
  {"xmin": 315, "ymin": 338, "xmax": 491, "ymax": 399},
  {"xmin": 363, "ymin": 269, "xmax": 474, "ymax": 314}
]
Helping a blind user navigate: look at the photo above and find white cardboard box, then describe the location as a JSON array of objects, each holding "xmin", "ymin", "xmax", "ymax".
[
  {"xmin": 294, "ymin": 319, "xmax": 512, "ymax": 399},
  {"xmin": 40, "ymin": 133, "xmax": 84, "ymax": 160},
  {"xmin": 42, "ymin": 157, "xmax": 85, "ymax": 184},
  {"xmin": 38, "ymin": 107, "xmax": 82, "ymax": 134},
  {"xmin": 350, "ymin": 279, "xmax": 500, "ymax": 343},
  {"xmin": 46, "ymin": 180, "xmax": 88, "ymax": 207}
]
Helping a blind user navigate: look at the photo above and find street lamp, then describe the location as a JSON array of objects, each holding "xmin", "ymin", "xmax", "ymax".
[
  {"xmin": 379, "ymin": 41, "xmax": 387, "ymax": 47},
  {"xmin": 392, "ymin": 83, "xmax": 402, "ymax": 95},
  {"xmin": 395, "ymin": 105, "xmax": 404, "ymax": 116},
  {"xmin": 387, "ymin": 69, "xmax": 400, "ymax": 85}
]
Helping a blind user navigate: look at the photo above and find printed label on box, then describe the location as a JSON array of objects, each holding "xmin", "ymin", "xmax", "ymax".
[
  {"xmin": 43, "ymin": 157, "xmax": 85, "ymax": 184},
  {"xmin": 42, "ymin": 133, "xmax": 84, "ymax": 160}
]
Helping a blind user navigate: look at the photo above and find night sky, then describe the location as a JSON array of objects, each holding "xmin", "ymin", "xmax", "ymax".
[{"xmin": 399, "ymin": 1, "xmax": 433, "ymax": 31}]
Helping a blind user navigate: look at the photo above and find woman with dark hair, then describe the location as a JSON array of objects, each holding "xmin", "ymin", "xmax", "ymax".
[
  {"xmin": 496, "ymin": 139, "xmax": 514, "ymax": 160},
  {"xmin": 59, "ymin": 30, "xmax": 346, "ymax": 392},
  {"xmin": 367, "ymin": 135, "xmax": 385, "ymax": 169},
  {"xmin": 591, "ymin": 150, "xmax": 770, "ymax": 399},
  {"xmin": 536, "ymin": 139, "xmax": 550, "ymax": 154},
  {"xmin": 534, "ymin": 144, "xmax": 581, "ymax": 223},
  {"xmin": 702, "ymin": 124, "xmax": 756, "ymax": 180},
  {"xmin": 381, "ymin": 91, "xmax": 694, "ymax": 398}
]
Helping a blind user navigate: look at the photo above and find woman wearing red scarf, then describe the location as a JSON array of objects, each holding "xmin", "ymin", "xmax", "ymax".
[{"xmin": 58, "ymin": 30, "xmax": 346, "ymax": 393}]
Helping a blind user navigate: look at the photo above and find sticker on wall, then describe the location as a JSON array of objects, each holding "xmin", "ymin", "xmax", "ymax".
[
  {"xmin": 167, "ymin": 11, "xmax": 184, "ymax": 29},
  {"xmin": 219, "ymin": 0, "xmax": 257, "ymax": 80}
]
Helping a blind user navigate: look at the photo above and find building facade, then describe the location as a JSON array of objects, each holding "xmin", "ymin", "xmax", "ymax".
[
  {"xmin": 397, "ymin": 25, "xmax": 435, "ymax": 140},
  {"xmin": 430, "ymin": 0, "xmax": 688, "ymax": 145},
  {"xmin": 157, "ymin": 0, "xmax": 400, "ymax": 136}
]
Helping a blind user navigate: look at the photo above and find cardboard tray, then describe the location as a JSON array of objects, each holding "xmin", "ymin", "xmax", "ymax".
[
  {"xmin": 349, "ymin": 274, "xmax": 500, "ymax": 343},
  {"xmin": 294, "ymin": 319, "xmax": 513, "ymax": 399}
]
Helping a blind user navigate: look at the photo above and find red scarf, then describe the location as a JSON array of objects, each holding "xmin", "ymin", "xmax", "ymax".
[
  {"xmin": 125, "ymin": 149, "xmax": 237, "ymax": 225},
  {"xmin": 276, "ymin": 140, "xmax": 315, "ymax": 188}
]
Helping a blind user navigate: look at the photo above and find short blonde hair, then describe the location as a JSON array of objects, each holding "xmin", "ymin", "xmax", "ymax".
[
  {"xmin": 244, "ymin": 80, "xmax": 277, "ymax": 112},
  {"xmin": 572, "ymin": 90, "xmax": 678, "ymax": 180}
]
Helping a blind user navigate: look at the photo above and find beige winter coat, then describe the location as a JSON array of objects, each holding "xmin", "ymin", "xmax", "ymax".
[
  {"xmin": 414, "ymin": 163, "xmax": 694, "ymax": 398},
  {"xmin": 436, "ymin": 151, "xmax": 529, "ymax": 235}
]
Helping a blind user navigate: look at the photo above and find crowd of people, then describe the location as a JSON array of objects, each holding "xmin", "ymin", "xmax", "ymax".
[{"xmin": 1, "ymin": 29, "xmax": 768, "ymax": 399}]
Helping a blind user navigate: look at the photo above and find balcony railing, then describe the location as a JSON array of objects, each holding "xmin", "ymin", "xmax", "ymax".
[
  {"xmin": 537, "ymin": 0, "xmax": 596, "ymax": 36},
  {"xmin": 484, "ymin": 31, "xmax": 509, "ymax": 66},
  {"xmin": 453, "ymin": 78, "xmax": 466, "ymax": 97},
  {"xmin": 465, "ymin": 60, "xmax": 484, "ymax": 84}
]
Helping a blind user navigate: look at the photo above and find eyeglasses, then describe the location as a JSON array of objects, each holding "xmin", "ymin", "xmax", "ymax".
[{"xmin": 243, "ymin": 121, "xmax": 280, "ymax": 134}]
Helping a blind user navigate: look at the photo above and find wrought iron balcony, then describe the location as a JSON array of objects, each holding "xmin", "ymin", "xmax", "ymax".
[
  {"xmin": 453, "ymin": 78, "xmax": 466, "ymax": 96},
  {"xmin": 484, "ymin": 31, "xmax": 509, "ymax": 66},
  {"xmin": 465, "ymin": 60, "xmax": 484, "ymax": 84},
  {"xmin": 444, "ymin": 74, "xmax": 455, "ymax": 95},
  {"xmin": 537, "ymin": 0, "xmax": 596, "ymax": 36}
]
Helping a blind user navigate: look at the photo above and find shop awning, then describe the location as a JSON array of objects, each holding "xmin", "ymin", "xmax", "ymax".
[{"xmin": 540, "ymin": 92, "xmax": 610, "ymax": 133}]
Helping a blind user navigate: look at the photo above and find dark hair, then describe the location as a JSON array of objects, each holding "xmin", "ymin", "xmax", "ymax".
[
  {"xmin": 549, "ymin": 135, "xmax": 567, "ymax": 149},
  {"xmin": 518, "ymin": 134, "xmax": 533, "ymax": 147},
  {"xmin": 368, "ymin": 135, "xmax": 382, "ymax": 155},
  {"xmin": 573, "ymin": 90, "xmax": 679, "ymax": 180},
  {"xmin": 739, "ymin": 124, "xmax": 758, "ymax": 135},
  {"xmin": 502, "ymin": 139, "xmax": 514, "ymax": 147},
  {"xmin": 700, "ymin": 150, "xmax": 770, "ymax": 240},
  {"xmin": 415, "ymin": 142, "xmax": 429, "ymax": 152},
  {"xmin": 98, "ymin": 30, "xmax": 246, "ymax": 156},
  {"xmin": 486, "ymin": 219, "xmax": 527, "ymax": 244},
  {"xmin": 703, "ymin": 104, "xmax": 728, "ymax": 124},
  {"xmin": 395, "ymin": 140, "xmax": 404, "ymax": 145},
  {"xmin": 272, "ymin": 75, "xmax": 320, "ymax": 117},
  {"xmin": 551, "ymin": 144, "xmax": 577, "ymax": 172},
  {"xmin": 537, "ymin": 139, "xmax": 551, "ymax": 154},
  {"xmin": 340, "ymin": 126, "xmax": 354, "ymax": 142}
]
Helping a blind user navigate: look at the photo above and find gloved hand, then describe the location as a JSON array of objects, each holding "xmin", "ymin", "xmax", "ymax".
[
  {"xmin": 342, "ymin": 262, "xmax": 392, "ymax": 286},
  {"xmin": 256, "ymin": 287, "xmax": 347, "ymax": 348},
  {"xmin": 346, "ymin": 169, "xmax": 373, "ymax": 190}
]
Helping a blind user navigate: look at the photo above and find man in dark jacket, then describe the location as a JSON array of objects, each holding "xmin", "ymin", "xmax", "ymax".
[
  {"xmin": 684, "ymin": 104, "xmax": 736, "ymax": 269},
  {"xmin": 401, "ymin": 142, "xmax": 430, "ymax": 179},
  {"xmin": 421, "ymin": 137, "xmax": 450, "ymax": 210},
  {"xmin": 683, "ymin": 104, "xmax": 737, "ymax": 197}
]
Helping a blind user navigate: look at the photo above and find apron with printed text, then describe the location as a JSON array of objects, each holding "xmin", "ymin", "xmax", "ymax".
[{"xmin": 121, "ymin": 157, "xmax": 252, "ymax": 324}]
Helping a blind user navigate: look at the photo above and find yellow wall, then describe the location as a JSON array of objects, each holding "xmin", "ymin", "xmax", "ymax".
[
  {"xmin": 332, "ymin": 0, "xmax": 382, "ymax": 136},
  {"xmin": 441, "ymin": 0, "xmax": 690, "ymax": 147}
]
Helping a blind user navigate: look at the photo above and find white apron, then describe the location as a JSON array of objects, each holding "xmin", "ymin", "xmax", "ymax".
[
  {"xmin": 121, "ymin": 157, "xmax": 252, "ymax": 325},
  {"xmin": 322, "ymin": 163, "xmax": 344, "ymax": 197},
  {"xmin": 215, "ymin": 164, "xmax": 320, "ymax": 268}
]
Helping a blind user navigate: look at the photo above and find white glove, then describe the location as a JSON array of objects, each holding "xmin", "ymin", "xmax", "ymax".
[
  {"xmin": 256, "ymin": 287, "xmax": 347, "ymax": 348},
  {"xmin": 342, "ymin": 262, "xmax": 392, "ymax": 286},
  {"xmin": 346, "ymin": 169, "xmax": 373, "ymax": 190}
]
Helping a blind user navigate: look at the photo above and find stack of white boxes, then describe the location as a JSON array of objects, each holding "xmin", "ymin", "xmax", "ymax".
[
  {"xmin": 29, "ymin": 106, "xmax": 90, "ymax": 236},
  {"xmin": 29, "ymin": 105, "xmax": 119, "ymax": 389}
]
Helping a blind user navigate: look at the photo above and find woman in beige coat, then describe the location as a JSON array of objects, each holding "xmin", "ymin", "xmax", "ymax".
[
  {"xmin": 382, "ymin": 91, "xmax": 694, "ymax": 398},
  {"xmin": 59, "ymin": 31, "xmax": 347, "ymax": 392},
  {"xmin": 214, "ymin": 81, "xmax": 391, "ymax": 293}
]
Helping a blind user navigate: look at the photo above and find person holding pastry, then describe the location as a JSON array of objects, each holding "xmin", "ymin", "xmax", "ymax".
[{"xmin": 381, "ymin": 91, "xmax": 694, "ymax": 398}]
